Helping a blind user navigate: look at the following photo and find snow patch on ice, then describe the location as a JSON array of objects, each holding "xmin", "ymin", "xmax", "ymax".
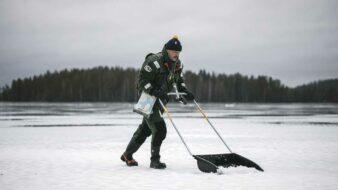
[
  {"xmin": 1, "ymin": 103, "xmax": 338, "ymax": 190},
  {"xmin": 217, "ymin": 166, "xmax": 260, "ymax": 175}
]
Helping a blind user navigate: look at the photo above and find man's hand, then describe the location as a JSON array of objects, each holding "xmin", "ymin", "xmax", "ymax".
[
  {"xmin": 158, "ymin": 94, "xmax": 169, "ymax": 112},
  {"xmin": 176, "ymin": 96, "xmax": 187, "ymax": 105},
  {"xmin": 150, "ymin": 87, "xmax": 166, "ymax": 98},
  {"xmin": 150, "ymin": 85, "xmax": 169, "ymax": 104},
  {"xmin": 160, "ymin": 94, "xmax": 170, "ymax": 105},
  {"xmin": 174, "ymin": 90, "xmax": 194, "ymax": 105},
  {"xmin": 183, "ymin": 90, "xmax": 195, "ymax": 101}
]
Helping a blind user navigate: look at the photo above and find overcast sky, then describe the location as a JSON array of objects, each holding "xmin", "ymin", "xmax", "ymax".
[{"xmin": 0, "ymin": 0, "xmax": 337, "ymax": 87}]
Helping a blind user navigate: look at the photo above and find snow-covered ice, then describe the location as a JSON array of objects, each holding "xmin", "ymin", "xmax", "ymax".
[{"xmin": 0, "ymin": 102, "xmax": 338, "ymax": 190}]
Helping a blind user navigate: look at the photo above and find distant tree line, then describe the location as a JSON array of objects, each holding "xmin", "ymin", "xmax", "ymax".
[
  {"xmin": 0, "ymin": 67, "xmax": 138, "ymax": 102},
  {"xmin": 0, "ymin": 66, "xmax": 337, "ymax": 102}
]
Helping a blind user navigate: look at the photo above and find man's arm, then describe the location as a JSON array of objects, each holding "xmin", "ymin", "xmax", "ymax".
[
  {"xmin": 176, "ymin": 65, "xmax": 195, "ymax": 101},
  {"xmin": 138, "ymin": 58, "xmax": 159, "ymax": 94},
  {"xmin": 177, "ymin": 71, "xmax": 188, "ymax": 92}
]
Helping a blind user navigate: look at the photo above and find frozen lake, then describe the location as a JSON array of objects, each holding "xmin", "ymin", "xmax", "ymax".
[{"xmin": 1, "ymin": 102, "xmax": 338, "ymax": 190}]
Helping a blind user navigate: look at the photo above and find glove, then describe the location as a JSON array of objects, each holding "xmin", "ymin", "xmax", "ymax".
[
  {"xmin": 150, "ymin": 85, "xmax": 169, "ymax": 104},
  {"xmin": 160, "ymin": 93, "xmax": 170, "ymax": 105},
  {"xmin": 158, "ymin": 94, "xmax": 169, "ymax": 113},
  {"xmin": 176, "ymin": 96, "xmax": 187, "ymax": 105},
  {"xmin": 183, "ymin": 90, "xmax": 195, "ymax": 101},
  {"xmin": 150, "ymin": 86, "xmax": 166, "ymax": 98}
]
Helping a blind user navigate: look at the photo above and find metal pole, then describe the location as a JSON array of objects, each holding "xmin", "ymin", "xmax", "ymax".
[
  {"xmin": 158, "ymin": 99, "xmax": 193, "ymax": 156},
  {"xmin": 193, "ymin": 100, "xmax": 233, "ymax": 153}
]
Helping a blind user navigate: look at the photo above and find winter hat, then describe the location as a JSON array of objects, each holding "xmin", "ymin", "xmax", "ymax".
[{"xmin": 165, "ymin": 35, "xmax": 182, "ymax": 51}]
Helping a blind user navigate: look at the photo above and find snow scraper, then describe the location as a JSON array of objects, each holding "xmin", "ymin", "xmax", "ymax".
[{"xmin": 158, "ymin": 99, "xmax": 264, "ymax": 173}]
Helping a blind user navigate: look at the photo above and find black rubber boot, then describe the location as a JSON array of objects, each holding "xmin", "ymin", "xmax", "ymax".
[
  {"xmin": 150, "ymin": 160, "xmax": 166, "ymax": 169},
  {"xmin": 150, "ymin": 146, "xmax": 166, "ymax": 169}
]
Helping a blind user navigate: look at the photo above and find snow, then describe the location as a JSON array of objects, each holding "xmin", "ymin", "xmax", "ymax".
[{"xmin": 0, "ymin": 102, "xmax": 338, "ymax": 190}]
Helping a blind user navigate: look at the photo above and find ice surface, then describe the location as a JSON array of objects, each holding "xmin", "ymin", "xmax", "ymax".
[{"xmin": 0, "ymin": 102, "xmax": 338, "ymax": 190}]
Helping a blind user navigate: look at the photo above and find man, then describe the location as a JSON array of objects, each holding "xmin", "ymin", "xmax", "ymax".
[{"xmin": 120, "ymin": 36, "xmax": 195, "ymax": 169}]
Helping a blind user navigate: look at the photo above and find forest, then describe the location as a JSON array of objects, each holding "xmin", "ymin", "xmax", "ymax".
[{"xmin": 0, "ymin": 66, "xmax": 337, "ymax": 102}]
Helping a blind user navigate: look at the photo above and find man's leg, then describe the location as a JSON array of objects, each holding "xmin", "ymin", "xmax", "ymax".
[
  {"xmin": 121, "ymin": 118, "xmax": 151, "ymax": 166},
  {"xmin": 145, "ymin": 118, "xmax": 167, "ymax": 169}
]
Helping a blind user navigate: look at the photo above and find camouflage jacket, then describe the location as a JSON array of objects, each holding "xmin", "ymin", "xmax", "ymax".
[{"xmin": 137, "ymin": 48, "xmax": 188, "ymax": 97}]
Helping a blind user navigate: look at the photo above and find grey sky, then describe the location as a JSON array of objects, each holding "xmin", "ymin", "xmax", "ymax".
[{"xmin": 0, "ymin": 0, "xmax": 337, "ymax": 87}]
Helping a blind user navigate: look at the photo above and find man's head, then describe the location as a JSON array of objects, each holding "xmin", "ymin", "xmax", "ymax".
[
  {"xmin": 166, "ymin": 50, "xmax": 180, "ymax": 62},
  {"xmin": 165, "ymin": 35, "xmax": 182, "ymax": 62}
]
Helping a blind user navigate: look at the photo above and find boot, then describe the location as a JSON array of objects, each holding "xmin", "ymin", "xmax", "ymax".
[
  {"xmin": 120, "ymin": 153, "xmax": 138, "ymax": 166},
  {"xmin": 150, "ymin": 160, "xmax": 166, "ymax": 169},
  {"xmin": 150, "ymin": 146, "xmax": 166, "ymax": 169},
  {"xmin": 121, "ymin": 140, "xmax": 142, "ymax": 167}
]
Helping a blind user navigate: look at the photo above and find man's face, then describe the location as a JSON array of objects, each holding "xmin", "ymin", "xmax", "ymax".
[{"xmin": 167, "ymin": 50, "xmax": 180, "ymax": 62}]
